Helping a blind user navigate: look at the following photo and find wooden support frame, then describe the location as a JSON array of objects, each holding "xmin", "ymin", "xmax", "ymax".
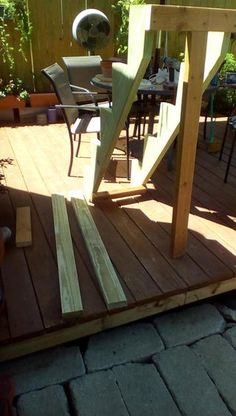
[{"xmin": 84, "ymin": 4, "xmax": 236, "ymax": 257}]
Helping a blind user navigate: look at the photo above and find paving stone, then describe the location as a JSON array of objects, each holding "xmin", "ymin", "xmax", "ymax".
[
  {"xmin": 192, "ymin": 334, "xmax": 236, "ymax": 415},
  {"xmin": 69, "ymin": 370, "xmax": 129, "ymax": 416},
  {"xmin": 153, "ymin": 303, "xmax": 225, "ymax": 347},
  {"xmin": 84, "ymin": 322, "xmax": 164, "ymax": 372},
  {"xmin": 17, "ymin": 385, "xmax": 70, "ymax": 416},
  {"xmin": 224, "ymin": 325, "xmax": 236, "ymax": 348},
  {"xmin": 113, "ymin": 363, "xmax": 181, "ymax": 416},
  {"xmin": 0, "ymin": 346, "xmax": 85, "ymax": 396},
  {"xmin": 153, "ymin": 345, "xmax": 231, "ymax": 416},
  {"xmin": 217, "ymin": 303, "xmax": 236, "ymax": 322}
]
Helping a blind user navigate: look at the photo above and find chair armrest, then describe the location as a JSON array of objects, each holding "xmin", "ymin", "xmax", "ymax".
[
  {"xmin": 70, "ymin": 84, "xmax": 111, "ymax": 105},
  {"xmin": 55, "ymin": 104, "xmax": 100, "ymax": 113}
]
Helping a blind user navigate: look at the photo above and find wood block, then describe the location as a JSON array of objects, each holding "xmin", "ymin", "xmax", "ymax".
[
  {"xmin": 51, "ymin": 194, "xmax": 83, "ymax": 318},
  {"xmin": 71, "ymin": 196, "xmax": 127, "ymax": 310},
  {"xmin": 92, "ymin": 186, "xmax": 146, "ymax": 202},
  {"xmin": 15, "ymin": 207, "xmax": 32, "ymax": 247}
]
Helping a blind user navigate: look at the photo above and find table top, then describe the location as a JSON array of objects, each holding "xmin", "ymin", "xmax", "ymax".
[{"xmin": 91, "ymin": 74, "xmax": 176, "ymax": 97}]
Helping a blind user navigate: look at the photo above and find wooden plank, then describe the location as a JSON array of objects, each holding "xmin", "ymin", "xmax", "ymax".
[
  {"xmin": 171, "ymin": 31, "xmax": 208, "ymax": 258},
  {"xmin": 15, "ymin": 206, "xmax": 32, "ymax": 247},
  {"xmin": 71, "ymin": 196, "xmax": 127, "ymax": 310},
  {"xmin": 90, "ymin": 204, "xmax": 161, "ymax": 303},
  {"xmin": 101, "ymin": 200, "xmax": 187, "ymax": 294},
  {"xmin": 122, "ymin": 197, "xmax": 211, "ymax": 287},
  {"xmin": 148, "ymin": 172, "xmax": 235, "ymax": 278},
  {"xmin": 51, "ymin": 194, "xmax": 83, "ymax": 318},
  {"xmin": 0, "ymin": 180, "xmax": 44, "ymax": 339},
  {"xmin": 4, "ymin": 126, "xmax": 107, "ymax": 323},
  {"xmin": 92, "ymin": 186, "xmax": 147, "ymax": 202},
  {"xmin": 149, "ymin": 4, "xmax": 236, "ymax": 31}
]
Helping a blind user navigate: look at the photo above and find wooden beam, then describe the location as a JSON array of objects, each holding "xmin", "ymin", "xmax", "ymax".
[
  {"xmin": 149, "ymin": 5, "xmax": 236, "ymax": 32},
  {"xmin": 15, "ymin": 206, "xmax": 32, "ymax": 247},
  {"xmin": 51, "ymin": 194, "xmax": 83, "ymax": 317},
  {"xmin": 92, "ymin": 186, "xmax": 146, "ymax": 202},
  {"xmin": 71, "ymin": 196, "xmax": 127, "ymax": 310},
  {"xmin": 171, "ymin": 32, "xmax": 208, "ymax": 258},
  {"xmin": 84, "ymin": 5, "xmax": 156, "ymax": 197}
]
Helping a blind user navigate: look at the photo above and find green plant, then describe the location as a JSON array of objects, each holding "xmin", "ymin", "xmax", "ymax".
[
  {"xmin": 218, "ymin": 52, "xmax": 236, "ymax": 81},
  {"xmin": 112, "ymin": 0, "xmax": 145, "ymax": 55},
  {"xmin": 214, "ymin": 53, "xmax": 236, "ymax": 115},
  {"xmin": 0, "ymin": 0, "xmax": 32, "ymax": 71},
  {"xmin": 0, "ymin": 77, "xmax": 29, "ymax": 100}
]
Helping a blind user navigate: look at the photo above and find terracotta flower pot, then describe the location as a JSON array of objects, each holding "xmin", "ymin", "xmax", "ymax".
[
  {"xmin": 0, "ymin": 95, "xmax": 26, "ymax": 109},
  {"xmin": 30, "ymin": 93, "xmax": 58, "ymax": 107},
  {"xmin": 100, "ymin": 57, "xmax": 126, "ymax": 78}
]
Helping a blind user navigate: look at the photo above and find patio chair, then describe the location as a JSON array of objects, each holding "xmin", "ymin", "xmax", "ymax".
[
  {"xmin": 41, "ymin": 63, "xmax": 130, "ymax": 178},
  {"xmin": 62, "ymin": 55, "xmax": 110, "ymax": 104},
  {"xmin": 41, "ymin": 62, "xmax": 103, "ymax": 176}
]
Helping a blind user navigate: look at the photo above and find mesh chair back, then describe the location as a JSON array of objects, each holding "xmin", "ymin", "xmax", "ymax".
[
  {"xmin": 41, "ymin": 63, "xmax": 78, "ymax": 128},
  {"xmin": 62, "ymin": 56, "xmax": 107, "ymax": 103}
]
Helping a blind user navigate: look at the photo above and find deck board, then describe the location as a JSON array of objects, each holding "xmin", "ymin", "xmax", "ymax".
[{"xmin": 0, "ymin": 119, "xmax": 235, "ymax": 360}]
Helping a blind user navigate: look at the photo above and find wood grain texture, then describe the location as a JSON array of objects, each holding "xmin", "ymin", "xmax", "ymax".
[
  {"xmin": 171, "ymin": 32, "xmax": 208, "ymax": 257},
  {"xmin": 51, "ymin": 194, "xmax": 83, "ymax": 317},
  {"xmin": 101, "ymin": 200, "xmax": 187, "ymax": 294},
  {"xmin": 0, "ymin": 121, "xmax": 235, "ymax": 359},
  {"xmin": 149, "ymin": 4, "xmax": 236, "ymax": 31},
  {"xmin": 71, "ymin": 197, "xmax": 127, "ymax": 310},
  {"xmin": 2, "ymin": 275, "xmax": 236, "ymax": 363},
  {"xmin": 15, "ymin": 207, "xmax": 32, "ymax": 247},
  {"xmin": 92, "ymin": 186, "xmax": 146, "ymax": 202}
]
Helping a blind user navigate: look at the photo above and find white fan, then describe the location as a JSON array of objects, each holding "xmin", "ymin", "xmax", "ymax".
[{"xmin": 72, "ymin": 9, "xmax": 110, "ymax": 54}]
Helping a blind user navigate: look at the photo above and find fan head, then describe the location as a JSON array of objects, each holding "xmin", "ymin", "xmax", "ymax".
[{"xmin": 72, "ymin": 9, "xmax": 110, "ymax": 52}]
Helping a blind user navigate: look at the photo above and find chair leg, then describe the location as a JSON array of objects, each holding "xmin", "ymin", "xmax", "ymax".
[
  {"xmin": 219, "ymin": 117, "xmax": 230, "ymax": 161},
  {"xmin": 224, "ymin": 129, "xmax": 236, "ymax": 183},
  {"xmin": 203, "ymin": 110, "xmax": 208, "ymax": 141},
  {"xmin": 68, "ymin": 131, "xmax": 74, "ymax": 177},
  {"xmin": 75, "ymin": 134, "xmax": 82, "ymax": 157},
  {"xmin": 125, "ymin": 121, "xmax": 130, "ymax": 180}
]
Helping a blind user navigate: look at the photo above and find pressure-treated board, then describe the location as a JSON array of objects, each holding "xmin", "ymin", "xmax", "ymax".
[
  {"xmin": 15, "ymin": 206, "xmax": 32, "ymax": 247},
  {"xmin": 92, "ymin": 185, "xmax": 147, "ymax": 202},
  {"xmin": 71, "ymin": 196, "xmax": 127, "ymax": 310},
  {"xmin": 51, "ymin": 194, "xmax": 83, "ymax": 317},
  {"xmin": 171, "ymin": 31, "xmax": 208, "ymax": 257}
]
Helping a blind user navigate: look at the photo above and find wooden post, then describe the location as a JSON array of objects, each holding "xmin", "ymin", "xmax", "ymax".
[{"xmin": 171, "ymin": 32, "xmax": 208, "ymax": 258}]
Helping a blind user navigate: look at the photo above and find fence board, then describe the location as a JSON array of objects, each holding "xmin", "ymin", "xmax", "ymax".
[{"xmin": 0, "ymin": 0, "xmax": 235, "ymax": 92}]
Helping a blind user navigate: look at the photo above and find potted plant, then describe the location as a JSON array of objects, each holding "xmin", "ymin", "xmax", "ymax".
[
  {"xmin": 0, "ymin": 77, "xmax": 29, "ymax": 108},
  {"xmin": 0, "ymin": 0, "xmax": 32, "ymax": 109}
]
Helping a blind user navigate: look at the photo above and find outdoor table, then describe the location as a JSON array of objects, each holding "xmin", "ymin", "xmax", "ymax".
[{"xmin": 91, "ymin": 74, "xmax": 177, "ymax": 134}]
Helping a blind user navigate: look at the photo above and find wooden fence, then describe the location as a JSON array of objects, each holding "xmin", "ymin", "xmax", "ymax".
[{"xmin": 1, "ymin": 0, "xmax": 236, "ymax": 92}]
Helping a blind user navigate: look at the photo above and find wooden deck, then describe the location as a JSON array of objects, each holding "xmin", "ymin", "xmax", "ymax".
[{"xmin": 0, "ymin": 117, "xmax": 235, "ymax": 361}]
